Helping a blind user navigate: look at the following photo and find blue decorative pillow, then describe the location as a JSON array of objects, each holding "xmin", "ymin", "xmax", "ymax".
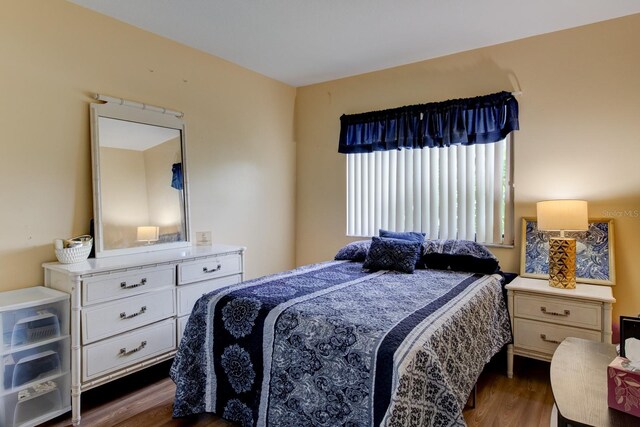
[
  {"xmin": 379, "ymin": 229, "xmax": 426, "ymax": 268},
  {"xmin": 379, "ymin": 229, "xmax": 426, "ymax": 243},
  {"xmin": 363, "ymin": 237, "xmax": 421, "ymax": 273},
  {"xmin": 422, "ymin": 239, "xmax": 499, "ymax": 274},
  {"xmin": 335, "ymin": 240, "xmax": 371, "ymax": 262}
]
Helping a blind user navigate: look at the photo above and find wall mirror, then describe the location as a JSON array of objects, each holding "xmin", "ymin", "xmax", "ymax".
[{"xmin": 90, "ymin": 97, "xmax": 190, "ymax": 257}]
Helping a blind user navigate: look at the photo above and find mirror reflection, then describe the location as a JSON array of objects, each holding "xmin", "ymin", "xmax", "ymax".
[
  {"xmin": 91, "ymin": 98, "xmax": 190, "ymax": 258},
  {"xmin": 97, "ymin": 117, "xmax": 186, "ymax": 252}
]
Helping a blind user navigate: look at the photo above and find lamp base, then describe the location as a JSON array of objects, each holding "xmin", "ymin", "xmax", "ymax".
[{"xmin": 548, "ymin": 237, "xmax": 577, "ymax": 289}]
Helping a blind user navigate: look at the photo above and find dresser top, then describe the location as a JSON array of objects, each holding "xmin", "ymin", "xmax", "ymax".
[
  {"xmin": 506, "ymin": 276, "xmax": 615, "ymax": 303},
  {"xmin": 43, "ymin": 244, "xmax": 245, "ymax": 276}
]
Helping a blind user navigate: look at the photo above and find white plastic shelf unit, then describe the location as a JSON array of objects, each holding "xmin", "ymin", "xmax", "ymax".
[{"xmin": 0, "ymin": 286, "xmax": 70, "ymax": 427}]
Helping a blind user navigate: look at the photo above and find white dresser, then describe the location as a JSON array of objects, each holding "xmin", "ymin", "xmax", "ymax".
[
  {"xmin": 43, "ymin": 244, "xmax": 244, "ymax": 425},
  {"xmin": 505, "ymin": 276, "xmax": 615, "ymax": 378}
]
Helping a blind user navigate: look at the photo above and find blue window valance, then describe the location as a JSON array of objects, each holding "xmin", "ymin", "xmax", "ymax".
[{"xmin": 338, "ymin": 91, "xmax": 519, "ymax": 154}]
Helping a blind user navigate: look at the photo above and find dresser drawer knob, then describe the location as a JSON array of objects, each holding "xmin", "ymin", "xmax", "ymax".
[
  {"xmin": 540, "ymin": 334, "xmax": 562, "ymax": 345},
  {"xmin": 119, "ymin": 341, "xmax": 147, "ymax": 356},
  {"xmin": 203, "ymin": 264, "xmax": 222, "ymax": 274},
  {"xmin": 121, "ymin": 278, "xmax": 147, "ymax": 289},
  {"xmin": 120, "ymin": 306, "xmax": 147, "ymax": 319},
  {"xmin": 540, "ymin": 306, "xmax": 570, "ymax": 317}
]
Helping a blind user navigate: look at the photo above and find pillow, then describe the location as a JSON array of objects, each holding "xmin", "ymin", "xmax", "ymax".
[
  {"xmin": 363, "ymin": 237, "xmax": 421, "ymax": 273},
  {"xmin": 334, "ymin": 240, "xmax": 371, "ymax": 262},
  {"xmin": 422, "ymin": 239, "xmax": 499, "ymax": 274},
  {"xmin": 379, "ymin": 229, "xmax": 426, "ymax": 243},
  {"xmin": 379, "ymin": 229, "xmax": 426, "ymax": 268}
]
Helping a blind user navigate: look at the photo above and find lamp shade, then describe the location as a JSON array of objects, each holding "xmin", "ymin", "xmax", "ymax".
[
  {"xmin": 137, "ymin": 226, "xmax": 159, "ymax": 242},
  {"xmin": 536, "ymin": 200, "xmax": 588, "ymax": 231}
]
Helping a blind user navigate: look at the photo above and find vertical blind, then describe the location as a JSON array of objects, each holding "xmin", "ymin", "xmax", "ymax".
[{"xmin": 346, "ymin": 137, "xmax": 513, "ymax": 245}]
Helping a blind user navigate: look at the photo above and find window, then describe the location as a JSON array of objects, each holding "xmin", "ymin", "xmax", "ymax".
[
  {"xmin": 346, "ymin": 136, "xmax": 513, "ymax": 246},
  {"xmin": 339, "ymin": 91, "xmax": 519, "ymax": 244}
]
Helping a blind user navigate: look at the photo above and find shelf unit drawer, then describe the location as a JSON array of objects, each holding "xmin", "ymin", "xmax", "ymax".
[
  {"xmin": 514, "ymin": 293, "xmax": 602, "ymax": 330},
  {"xmin": 176, "ymin": 275, "xmax": 241, "ymax": 317},
  {"xmin": 82, "ymin": 319, "xmax": 176, "ymax": 381},
  {"xmin": 178, "ymin": 254, "xmax": 241, "ymax": 285},
  {"xmin": 0, "ymin": 374, "xmax": 70, "ymax": 427},
  {"xmin": 2, "ymin": 337, "xmax": 70, "ymax": 393},
  {"xmin": 82, "ymin": 265, "xmax": 175, "ymax": 306},
  {"xmin": 513, "ymin": 318, "xmax": 602, "ymax": 357},
  {"xmin": 82, "ymin": 289, "xmax": 175, "ymax": 344},
  {"xmin": 1, "ymin": 291, "xmax": 68, "ymax": 354}
]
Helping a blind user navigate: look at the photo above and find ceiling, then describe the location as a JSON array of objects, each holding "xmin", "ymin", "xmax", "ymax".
[
  {"xmin": 99, "ymin": 117, "xmax": 180, "ymax": 151},
  {"xmin": 68, "ymin": 0, "xmax": 640, "ymax": 87}
]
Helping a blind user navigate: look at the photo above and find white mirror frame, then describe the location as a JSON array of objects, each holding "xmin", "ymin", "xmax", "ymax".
[{"xmin": 90, "ymin": 100, "xmax": 191, "ymax": 258}]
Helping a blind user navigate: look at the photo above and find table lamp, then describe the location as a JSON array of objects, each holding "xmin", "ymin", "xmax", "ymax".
[
  {"xmin": 536, "ymin": 200, "xmax": 588, "ymax": 289},
  {"xmin": 137, "ymin": 226, "xmax": 159, "ymax": 245}
]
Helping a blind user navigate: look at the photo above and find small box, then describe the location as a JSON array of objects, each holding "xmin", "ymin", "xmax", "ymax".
[
  {"xmin": 196, "ymin": 231, "xmax": 212, "ymax": 246},
  {"xmin": 608, "ymin": 356, "xmax": 640, "ymax": 417}
]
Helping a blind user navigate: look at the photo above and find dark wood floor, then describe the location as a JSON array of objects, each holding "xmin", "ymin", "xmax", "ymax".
[{"xmin": 43, "ymin": 352, "xmax": 553, "ymax": 426}]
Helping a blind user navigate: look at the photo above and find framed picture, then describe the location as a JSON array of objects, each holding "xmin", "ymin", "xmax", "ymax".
[
  {"xmin": 620, "ymin": 316, "xmax": 640, "ymax": 358},
  {"xmin": 519, "ymin": 217, "xmax": 615, "ymax": 286}
]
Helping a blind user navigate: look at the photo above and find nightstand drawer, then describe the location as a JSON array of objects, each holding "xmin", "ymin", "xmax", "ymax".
[
  {"xmin": 514, "ymin": 293, "xmax": 602, "ymax": 330},
  {"xmin": 514, "ymin": 318, "xmax": 602, "ymax": 356}
]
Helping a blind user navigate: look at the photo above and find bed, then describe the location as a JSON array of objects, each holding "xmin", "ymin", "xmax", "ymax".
[{"xmin": 171, "ymin": 239, "xmax": 512, "ymax": 427}]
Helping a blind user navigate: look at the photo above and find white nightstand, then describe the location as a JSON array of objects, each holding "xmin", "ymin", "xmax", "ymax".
[{"xmin": 505, "ymin": 276, "xmax": 615, "ymax": 378}]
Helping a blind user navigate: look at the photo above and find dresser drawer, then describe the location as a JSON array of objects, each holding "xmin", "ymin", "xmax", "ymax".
[
  {"xmin": 176, "ymin": 275, "xmax": 241, "ymax": 316},
  {"xmin": 514, "ymin": 293, "xmax": 602, "ymax": 330},
  {"xmin": 82, "ymin": 265, "xmax": 175, "ymax": 305},
  {"xmin": 177, "ymin": 315, "xmax": 189, "ymax": 344},
  {"xmin": 82, "ymin": 289, "xmax": 175, "ymax": 344},
  {"xmin": 82, "ymin": 319, "xmax": 176, "ymax": 381},
  {"xmin": 514, "ymin": 318, "xmax": 602, "ymax": 358},
  {"xmin": 178, "ymin": 254, "xmax": 242, "ymax": 285}
]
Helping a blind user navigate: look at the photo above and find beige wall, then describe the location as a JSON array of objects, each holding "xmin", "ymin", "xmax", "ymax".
[
  {"xmin": 0, "ymin": 0, "xmax": 296, "ymax": 288},
  {"xmin": 2, "ymin": 1, "xmax": 639, "ymax": 324},
  {"xmin": 143, "ymin": 137, "xmax": 182, "ymax": 237},
  {"xmin": 100, "ymin": 147, "xmax": 149, "ymax": 248},
  {"xmin": 295, "ymin": 15, "xmax": 640, "ymax": 320},
  {"xmin": 99, "ymin": 139, "xmax": 183, "ymax": 250}
]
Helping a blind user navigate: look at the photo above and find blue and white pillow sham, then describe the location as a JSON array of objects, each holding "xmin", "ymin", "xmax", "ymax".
[
  {"xmin": 363, "ymin": 236, "xmax": 422, "ymax": 273},
  {"xmin": 334, "ymin": 240, "xmax": 371, "ymax": 261},
  {"xmin": 422, "ymin": 239, "xmax": 499, "ymax": 273}
]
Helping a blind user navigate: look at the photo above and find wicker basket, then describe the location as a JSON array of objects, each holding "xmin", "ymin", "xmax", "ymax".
[{"xmin": 55, "ymin": 237, "xmax": 92, "ymax": 264}]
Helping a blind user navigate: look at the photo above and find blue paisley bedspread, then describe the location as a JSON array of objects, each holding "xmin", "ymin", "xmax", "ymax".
[{"xmin": 170, "ymin": 261, "xmax": 512, "ymax": 427}]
